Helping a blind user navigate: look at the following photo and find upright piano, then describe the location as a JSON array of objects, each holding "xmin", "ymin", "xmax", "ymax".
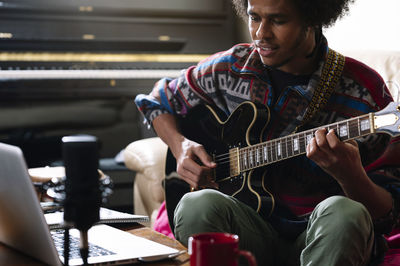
[{"xmin": 0, "ymin": 0, "xmax": 238, "ymax": 168}]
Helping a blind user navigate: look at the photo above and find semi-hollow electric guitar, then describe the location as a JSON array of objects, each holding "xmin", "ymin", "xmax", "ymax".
[{"xmin": 164, "ymin": 101, "xmax": 400, "ymax": 229}]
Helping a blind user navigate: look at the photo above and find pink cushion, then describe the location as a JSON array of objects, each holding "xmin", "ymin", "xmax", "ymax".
[
  {"xmin": 380, "ymin": 248, "xmax": 400, "ymax": 266},
  {"xmin": 387, "ymin": 228, "xmax": 400, "ymax": 248},
  {"xmin": 153, "ymin": 201, "xmax": 175, "ymax": 239}
]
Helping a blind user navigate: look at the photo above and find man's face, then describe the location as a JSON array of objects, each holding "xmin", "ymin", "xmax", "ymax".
[{"xmin": 247, "ymin": 0, "xmax": 315, "ymax": 74}]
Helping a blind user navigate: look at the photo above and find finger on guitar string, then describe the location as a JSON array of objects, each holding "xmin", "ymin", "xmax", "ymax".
[
  {"xmin": 192, "ymin": 145, "xmax": 217, "ymax": 168},
  {"xmin": 306, "ymin": 134, "xmax": 329, "ymax": 162},
  {"xmin": 325, "ymin": 128, "xmax": 345, "ymax": 150},
  {"xmin": 181, "ymin": 156, "xmax": 211, "ymax": 177},
  {"xmin": 313, "ymin": 128, "xmax": 332, "ymax": 154},
  {"xmin": 178, "ymin": 159, "xmax": 217, "ymax": 189}
]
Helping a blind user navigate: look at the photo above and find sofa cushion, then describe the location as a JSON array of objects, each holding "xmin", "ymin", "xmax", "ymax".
[{"xmin": 124, "ymin": 137, "xmax": 168, "ymax": 175}]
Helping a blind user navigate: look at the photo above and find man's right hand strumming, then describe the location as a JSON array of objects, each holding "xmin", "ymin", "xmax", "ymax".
[{"xmin": 152, "ymin": 113, "xmax": 217, "ymax": 190}]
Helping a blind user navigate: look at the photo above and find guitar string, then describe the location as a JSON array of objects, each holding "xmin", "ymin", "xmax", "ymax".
[
  {"xmin": 214, "ymin": 118, "xmax": 363, "ymax": 161},
  {"xmin": 210, "ymin": 121, "xmax": 365, "ymax": 174}
]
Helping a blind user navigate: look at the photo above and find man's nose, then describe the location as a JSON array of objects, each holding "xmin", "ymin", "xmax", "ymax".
[{"xmin": 256, "ymin": 20, "xmax": 274, "ymax": 40}]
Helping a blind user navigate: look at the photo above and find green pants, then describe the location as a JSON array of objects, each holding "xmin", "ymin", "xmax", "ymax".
[{"xmin": 174, "ymin": 190, "xmax": 374, "ymax": 266}]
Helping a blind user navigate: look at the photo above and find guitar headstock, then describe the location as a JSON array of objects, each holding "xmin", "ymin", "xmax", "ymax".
[{"xmin": 374, "ymin": 102, "xmax": 400, "ymax": 136}]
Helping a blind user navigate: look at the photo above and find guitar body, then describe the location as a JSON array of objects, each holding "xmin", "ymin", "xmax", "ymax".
[{"xmin": 165, "ymin": 101, "xmax": 273, "ymax": 230}]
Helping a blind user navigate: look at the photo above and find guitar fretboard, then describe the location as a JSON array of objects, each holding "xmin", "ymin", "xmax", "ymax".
[{"xmin": 238, "ymin": 113, "xmax": 374, "ymax": 172}]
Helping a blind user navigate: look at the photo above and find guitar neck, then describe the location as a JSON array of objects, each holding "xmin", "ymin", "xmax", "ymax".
[{"xmin": 236, "ymin": 113, "xmax": 375, "ymax": 173}]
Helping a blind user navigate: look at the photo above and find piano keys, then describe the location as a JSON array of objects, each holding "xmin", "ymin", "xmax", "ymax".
[
  {"xmin": 0, "ymin": 52, "xmax": 209, "ymax": 100},
  {"xmin": 0, "ymin": 69, "xmax": 183, "ymax": 80}
]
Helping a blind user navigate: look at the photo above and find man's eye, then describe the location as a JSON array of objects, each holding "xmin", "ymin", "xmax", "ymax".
[
  {"xmin": 249, "ymin": 16, "xmax": 260, "ymax": 22},
  {"xmin": 272, "ymin": 19, "xmax": 287, "ymax": 25}
]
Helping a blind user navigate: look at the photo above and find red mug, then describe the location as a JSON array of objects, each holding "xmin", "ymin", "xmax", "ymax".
[{"xmin": 188, "ymin": 232, "xmax": 257, "ymax": 266}]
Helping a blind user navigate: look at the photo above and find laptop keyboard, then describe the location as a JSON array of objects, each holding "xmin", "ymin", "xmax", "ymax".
[{"xmin": 51, "ymin": 229, "xmax": 116, "ymax": 260}]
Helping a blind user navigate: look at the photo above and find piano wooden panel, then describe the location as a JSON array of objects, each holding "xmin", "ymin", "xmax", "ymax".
[{"xmin": 0, "ymin": 0, "xmax": 236, "ymax": 54}]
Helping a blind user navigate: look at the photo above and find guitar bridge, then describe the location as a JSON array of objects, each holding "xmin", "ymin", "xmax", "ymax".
[{"xmin": 229, "ymin": 147, "xmax": 240, "ymax": 176}]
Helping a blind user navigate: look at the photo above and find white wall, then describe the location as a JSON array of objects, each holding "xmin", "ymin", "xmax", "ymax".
[{"xmin": 324, "ymin": 0, "xmax": 400, "ymax": 52}]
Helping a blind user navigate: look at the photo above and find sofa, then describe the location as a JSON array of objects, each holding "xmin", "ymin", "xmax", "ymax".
[
  {"xmin": 123, "ymin": 50, "xmax": 400, "ymax": 264},
  {"xmin": 123, "ymin": 137, "xmax": 168, "ymax": 227}
]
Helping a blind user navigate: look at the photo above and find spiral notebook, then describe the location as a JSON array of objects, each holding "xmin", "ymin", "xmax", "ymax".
[{"xmin": 45, "ymin": 207, "xmax": 149, "ymax": 229}]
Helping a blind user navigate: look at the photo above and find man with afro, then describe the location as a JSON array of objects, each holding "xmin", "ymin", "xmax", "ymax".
[{"xmin": 135, "ymin": 0, "xmax": 399, "ymax": 265}]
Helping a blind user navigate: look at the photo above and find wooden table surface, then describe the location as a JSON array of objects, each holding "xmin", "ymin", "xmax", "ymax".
[
  {"xmin": 0, "ymin": 224, "xmax": 190, "ymax": 266},
  {"xmin": 127, "ymin": 226, "xmax": 189, "ymax": 266}
]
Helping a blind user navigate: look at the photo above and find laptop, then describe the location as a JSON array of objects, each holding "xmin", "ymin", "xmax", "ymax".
[{"xmin": 0, "ymin": 142, "xmax": 179, "ymax": 265}]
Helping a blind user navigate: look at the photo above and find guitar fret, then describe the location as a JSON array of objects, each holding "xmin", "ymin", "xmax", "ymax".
[
  {"xmin": 277, "ymin": 141, "xmax": 282, "ymax": 159},
  {"xmin": 305, "ymin": 132, "xmax": 313, "ymax": 151},
  {"xmin": 239, "ymin": 150, "xmax": 242, "ymax": 171},
  {"xmin": 299, "ymin": 133, "xmax": 306, "ymax": 154},
  {"xmin": 256, "ymin": 146, "xmax": 261, "ymax": 166},
  {"xmin": 249, "ymin": 148, "xmax": 254, "ymax": 168},
  {"xmin": 254, "ymin": 147, "xmax": 258, "ymax": 167},
  {"xmin": 283, "ymin": 140, "xmax": 286, "ymax": 158},
  {"xmin": 307, "ymin": 133, "xmax": 313, "ymax": 145},
  {"xmin": 263, "ymin": 144, "xmax": 268, "ymax": 164},
  {"xmin": 338, "ymin": 121, "xmax": 349, "ymax": 140},
  {"xmin": 287, "ymin": 135, "xmax": 293, "ymax": 157},
  {"xmin": 254, "ymin": 146, "xmax": 259, "ymax": 166},
  {"xmin": 271, "ymin": 141, "xmax": 277, "ymax": 162},
  {"xmin": 327, "ymin": 123, "xmax": 337, "ymax": 133},
  {"xmin": 282, "ymin": 138, "xmax": 288, "ymax": 159},
  {"xmin": 255, "ymin": 146, "xmax": 258, "ymax": 165},
  {"xmin": 360, "ymin": 116, "xmax": 371, "ymax": 135},
  {"xmin": 249, "ymin": 148, "xmax": 252, "ymax": 168},
  {"xmin": 240, "ymin": 150, "xmax": 243, "ymax": 170},
  {"xmin": 252, "ymin": 146, "xmax": 257, "ymax": 167},
  {"xmin": 238, "ymin": 150, "xmax": 241, "ymax": 171},
  {"xmin": 293, "ymin": 135, "xmax": 300, "ymax": 154},
  {"xmin": 255, "ymin": 146, "xmax": 259, "ymax": 166},
  {"xmin": 349, "ymin": 119, "xmax": 359, "ymax": 138},
  {"xmin": 243, "ymin": 149, "xmax": 248, "ymax": 170},
  {"xmin": 284, "ymin": 137, "xmax": 289, "ymax": 158},
  {"xmin": 268, "ymin": 142, "xmax": 273, "ymax": 163}
]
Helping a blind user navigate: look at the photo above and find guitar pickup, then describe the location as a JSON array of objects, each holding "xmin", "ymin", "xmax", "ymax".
[{"xmin": 229, "ymin": 148, "xmax": 240, "ymax": 176}]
